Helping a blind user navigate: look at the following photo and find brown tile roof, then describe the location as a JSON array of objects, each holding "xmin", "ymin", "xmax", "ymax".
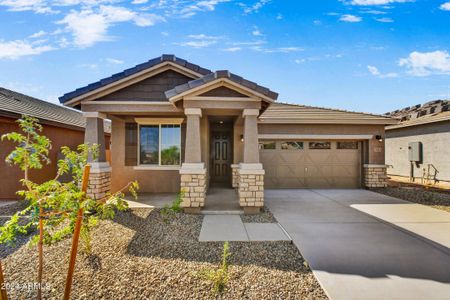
[
  {"xmin": 165, "ymin": 70, "xmax": 278, "ymax": 101},
  {"xmin": 386, "ymin": 111, "xmax": 450, "ymax": 130},
  {"xmin": 0, "ymin": 87, "xmax": 111, "ymax": 133},
  {"xmin": 259, "ymin": 102, "xmax": 398, "ymax": 125},
  {"xmin": 385, "ymin": 99, "xmax": 450, "ymax": 130}
]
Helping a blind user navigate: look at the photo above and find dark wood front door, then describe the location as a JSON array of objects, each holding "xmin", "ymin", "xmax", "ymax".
[{"xmin": 211, "ymin": 131, "xmax": 232, "ymax": 184}]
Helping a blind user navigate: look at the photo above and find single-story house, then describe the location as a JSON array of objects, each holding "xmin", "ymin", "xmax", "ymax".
[
  {"xmin": 0, "ymin": 87, "xmax": 111, "ymax": 200},
  {"xmin": 385, "ymin": 100, "xmax": 450, "ymax": 187},
  {"xmin": 59, "ymin": 55, "xmax": 397, "ymax": 213}
]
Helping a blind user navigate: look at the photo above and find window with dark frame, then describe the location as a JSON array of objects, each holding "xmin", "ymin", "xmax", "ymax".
[
  {"xmin": 139, "ymin": 124, "xmax": 181, "ymax": 166},
  {"xmin": 337, "ymin": 141, "xmax": 359, "ymax": 150},
  {"xmin": 309, "ymin": 141, "xmax": 331, "ymax": 150},
  {"xmin": 281, "ymin": 141, "xmax": 304, "ymax": 150},
  {"xmin": 259, "ymin": 141, "xmax": 276, "ymax": 150}
]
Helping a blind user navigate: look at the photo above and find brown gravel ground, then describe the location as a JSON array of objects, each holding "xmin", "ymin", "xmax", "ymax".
[
  {"xmin": 373, "ymin": 187, "xmax": 450, "ymax": 212},
  {"xmin": 240, "ymin": 207, "xmax": 276, "ymax": 223},
  {"xmin": 2, "ymin": 207, "xmax": 327, "ymax": 300}
]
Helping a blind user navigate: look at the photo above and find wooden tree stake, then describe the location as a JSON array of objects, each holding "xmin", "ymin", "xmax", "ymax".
[
  {"xmin": 64, "ymin": 165, "xmax": 90, "ymax": 300},
  {"xmin": 0, "ymin": 261, "xmax": 7, "ymax": 300}
]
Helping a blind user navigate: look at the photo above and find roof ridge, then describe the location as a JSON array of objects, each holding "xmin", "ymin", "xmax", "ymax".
[{"xmin": 273, "ymin": 101, "xmax": 395, "ymax": 119}]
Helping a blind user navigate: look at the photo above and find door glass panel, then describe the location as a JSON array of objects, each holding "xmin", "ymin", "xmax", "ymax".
[
  {"xmin": 259, "ymin": 141, "xmax": 276, "ymax": 150},
  {"xmin": 281, "ymin": 141, "xmax": 304, "ymax": 150},
  {"xmin": 161, "ymin": 125, "xmax": 180, "ymax": 165},
  {"xmin": 337, "ymin": 141, "xmax": 358, "ymax": 149},
  {"xmin": 309, "ymin": 141, "xmax": 331, "ymax": 150},
  {"xmin": 140, "ymin": 125, "xmax": 159, "ymax": 164}
]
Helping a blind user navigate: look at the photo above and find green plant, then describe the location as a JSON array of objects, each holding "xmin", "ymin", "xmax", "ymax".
[
  {"xmin": 160, "ymin": 191, "xmax": 184, "ymax": 221},
  {"xmin": 0, "ymin": 115, "xmax": 139, "ymax": 299},
  {"xmin": 198, "ymin": 241, "xmax": 231, "ymax": 295}
]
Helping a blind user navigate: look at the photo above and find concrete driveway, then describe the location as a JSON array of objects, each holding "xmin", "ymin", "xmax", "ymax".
[{"xmin": 265, "ymin": 189, "xmax": 450, "ymax": 300}]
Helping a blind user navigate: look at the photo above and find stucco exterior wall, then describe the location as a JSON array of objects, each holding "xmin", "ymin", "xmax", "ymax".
[
  {"xmin": 385, "ymin": 121, "xmax": 450, "ymax": 182},
  {"xmin": 110, "ymin": 118, "xmax": 184, "ymax": 193},
  {"xmin": 0, "ymin": 116, "xmax": 89, "ymax": 199},
  {"xmin": 258, "ymin": 123, "xmax": 386, "ymax": 164}
]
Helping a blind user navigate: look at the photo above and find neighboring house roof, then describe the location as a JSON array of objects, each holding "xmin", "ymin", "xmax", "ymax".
[
  {"xmin": 259, "ymin": 102, "xmax": 398, "ymax": 125},
  {"xmin": 59, "ymin": 54, "xmax": 211, "ymax": 104},
  {"xmin": 385, "ymin": 100, "xmax": 450, "ymax": 130},
  {"xmin": 0, "ymin": 87, "xmax": 111, "ymax": 133},
  {"xmin": 165, "ymin": 70, "xmax": 279, "ymax": 102}
]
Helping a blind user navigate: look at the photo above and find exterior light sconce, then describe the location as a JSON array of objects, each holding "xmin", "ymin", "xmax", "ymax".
[
  {"xmin": 375, "ymin": 135, "xmax": 383, "ymax": 142},
  {"xmin": 240, "ymin": 134, "xmax": 244, "ymax": 142},
  {"xmin": 219, "ymin": 121, "xmax": 224, "ymax": 124}
]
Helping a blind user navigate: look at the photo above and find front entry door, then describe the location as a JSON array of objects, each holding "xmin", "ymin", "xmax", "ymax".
[{"xmin": 211, "ymin": 131, "xmax": 232, "ymax": 184}]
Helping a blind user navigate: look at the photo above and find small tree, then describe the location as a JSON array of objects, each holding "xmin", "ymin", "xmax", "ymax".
[{"xmin": 0, "ymin": 115, "xmax": 138, "ymax": 299}]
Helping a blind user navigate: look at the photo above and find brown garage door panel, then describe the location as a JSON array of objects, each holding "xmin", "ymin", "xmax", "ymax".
[{"xmin": 261, "ymin": 141, "xmax": 361, "ymax": 189}]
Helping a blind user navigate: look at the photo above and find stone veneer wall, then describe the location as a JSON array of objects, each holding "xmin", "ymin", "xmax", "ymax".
[
  {"xmin": 238, "ymin": 172, "xmax": 264, "ymax": 210},
  {"xmin": 180, "ymin": 173, "xmax": 206, "ymax": 209},
  {"xmin": 364, "ymin": 165, "xmax": 388, "ymax": 188},
  {"xmin": 231, "ymin": 165, "xmax": 239, "ymax": 188},
  {"xmin": 87, "ymin": 170, "xmax": 111, "ymax": 200}
]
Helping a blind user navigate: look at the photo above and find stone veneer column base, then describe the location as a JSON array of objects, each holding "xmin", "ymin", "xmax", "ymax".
[
  {"xmin": 231, "ymin": 164, "xmax": 240, "ymax": 188},
  {"xmin": 238, "ymin": 163, "xmax": 265, "ymax": 214},
  {"xmin": 180, "ymin": 163, "xmax": 206, "ymax": 213},
  {"xmin": 86, "ymin": 162, "xmax": 111, "ymax": 200},
  {"xmin": 364, "ymin": 164, "xmax": 388, "ymax": 188}
]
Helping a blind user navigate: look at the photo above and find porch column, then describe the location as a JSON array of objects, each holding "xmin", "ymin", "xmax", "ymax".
[
  {"xmin": 243, "ymin": 109, "xmax": 260, "ymax": 163},
  {"xmin": 83, "ymin": 112, "xmax": 111, "ymax": 200},
  {"xmin": 238, "ymin": 109, "xmax": 265, "ymax": 214},
  {"xmin": 180, "ymin": 108, "xmax": 206, "ymax": 214}
]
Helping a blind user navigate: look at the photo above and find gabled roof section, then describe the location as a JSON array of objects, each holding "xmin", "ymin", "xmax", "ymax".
[
  {"xmin": 165, "ymin": 70, "xmax": 279, "ymax": 103},
  {"xmin": 259, "ymin": 102, "xmax": 398, "ymax": 125},
  {"xmin": 59, "ymin": 54, "xmax": 211, "ymax": 106},
  {"xmin": 0, "ymin": 87, "xmax": 110, "ymax": 133}
]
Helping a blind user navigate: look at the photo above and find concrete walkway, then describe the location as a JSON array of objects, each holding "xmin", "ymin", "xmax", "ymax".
[
  {"xmin": 265, "ymin": 189, "xmax": 450, "ymax": 300},
  {"xmin": 199, "ymin": 215, "xmax": 291, "ymax": 242}
]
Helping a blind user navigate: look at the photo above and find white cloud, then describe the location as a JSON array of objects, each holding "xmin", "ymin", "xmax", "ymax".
[
  {"xmin": 177, "ymin": 0, "xmax": 230, "ymax": 18},
  {"xmin": 350, "ymin": 0, "xmax": 411, "ymax": 5},
  {"xmin": 440, "ymin": 2, "xmax": 450, "ymax": 10},
  {"xmin": 58, "ymin": 10, "xmax": 110, "ymax": 47},
  {"xmin": 251, "ymin": 46, "xmax": 303, "ymax": 53},
  {"xmin": 0, "ymin": 0, "xmax": 58, "ymax": 14},
  {"xmin": 367, "ymin": 65, "xmax": 398, "ymax": 78},
  {"xmin": 29, "ymin": 30, "xmax": 47, "ymax": 38},
  {"xmin": 360, "ymin": 9, "xmax": 387, "ymax": 14},
  {"xmin": 399, "ymin": 50, "xmax": 450, "ymax": 76},
  {"xmin": 58, "ymin": 5, "xmax": 164, "ymax": 47},
  {"xmin": 0, "ymin": 39, "xmax": 54, "ymax": 59},
  {"xmin": 313, "ymin": 20, "xmax": 322, "ymax": 25},
  {"xmin": 375, "ymin": 17, "xmax": 394, "ymax": 22},
  {"xmin": 188, "ymin": 34, "xmax": 222, "ymax": 40},
  {"xmin": 340, "ymin": 14, "xmax": 362, "ymax": 22},
  {"xmin": 223, "ymin": 47, "xmax": 242, "ymax": 52},
  {"xmin": 252, "ymin": 28, "xmax": 263, "ymax": 36},
  {"xmin": 276, "ymin": 13, "xmax": 283, "ymax": 20},
  {"xmin": 132, "ymin": 0, "xmax": 148, "ymax": 4},
  {"xmin": 106, "ymin": 58, "xmax": 123, "ymax": 64},
  {"xmin": 295, "ymin": 59, "xmax": 305, "ymax": 64},
  {"xmin": 241, "ymin": 0, "xmax": 270, "ymax": 14},
  {"xmin": 177, "ymin": 40, "xmax": 217, "ymax": 48}
]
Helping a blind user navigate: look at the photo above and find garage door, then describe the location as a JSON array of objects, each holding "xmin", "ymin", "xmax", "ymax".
[{"xmin": 260, "ymin": 140, "xmax": 361, "ymax": 188}]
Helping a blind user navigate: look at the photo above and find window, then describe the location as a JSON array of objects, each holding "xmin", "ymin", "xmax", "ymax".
[
  {"xmin": 281, "ymin": 141, "xmax": 304, "ymax": 150},
  {"xmin": 337, "ymin": 141, "xmax": 358, "ymax": 150},
  {"xmin": 139, "ymin": 124, "xmax": 181, "ymax": 166},
  {"xmin": 309, "ymin": 141, "xmax": 331, "ymax": 150},
  {"xmin": 259, "ymin": 141, "xmax": 276, "ymax": 150}
]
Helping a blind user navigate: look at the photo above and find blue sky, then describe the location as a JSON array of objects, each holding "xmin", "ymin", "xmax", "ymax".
[{"xmin": 0, "ymin": 0, "xmax": 449, "ymax": 114}]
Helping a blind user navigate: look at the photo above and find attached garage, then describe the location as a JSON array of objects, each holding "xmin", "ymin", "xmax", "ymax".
[{"xmin": 260, "ymin": 140, "xmax": 362, "ymax": 188}]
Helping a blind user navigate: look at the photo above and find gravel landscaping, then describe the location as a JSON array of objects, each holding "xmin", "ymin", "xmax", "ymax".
[
  {"xmin": 240, "ymin": 207, "xmax": 276, "ymax": 223},
  {"xmin": 2, "ymin": 207, "xmax": 327, "ymax": 299},
  {"xmin": 373, "ymin": 187, "xmax": 450, "ymax": 212}
]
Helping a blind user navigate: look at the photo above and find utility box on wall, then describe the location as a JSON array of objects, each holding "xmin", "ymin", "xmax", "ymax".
[{"xmin": 408, "ymin": 142, "xmax": 422, "ymax": 162}]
